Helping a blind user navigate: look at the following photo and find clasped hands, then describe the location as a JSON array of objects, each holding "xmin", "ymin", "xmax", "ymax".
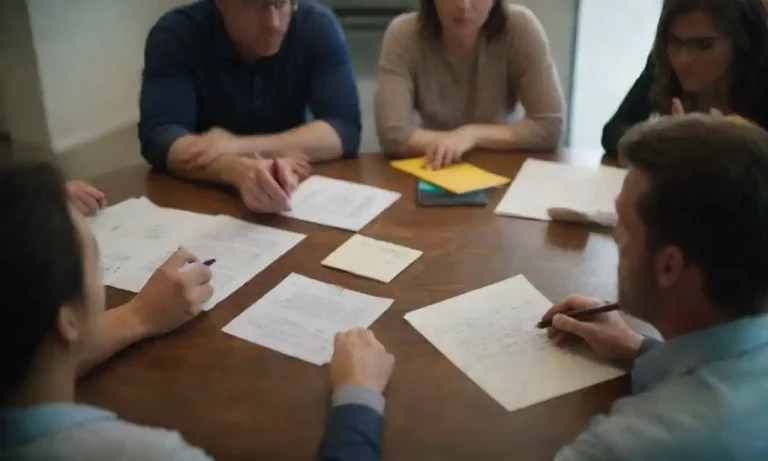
[{"xmin": 178, "ymin": 127, "xmax": 312, "ymax": 213}]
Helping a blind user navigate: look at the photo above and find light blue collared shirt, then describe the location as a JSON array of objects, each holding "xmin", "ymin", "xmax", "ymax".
[
  {"xmin": 0, "ymin": 387, "xmax": 379, "ymax": 460},
  {"xmin": 557, "ymin": 314, "xmax": 768, "ymax": 460}
]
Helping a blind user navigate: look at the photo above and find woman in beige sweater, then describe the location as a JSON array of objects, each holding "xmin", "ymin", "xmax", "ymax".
[{"xmin": 375, "ymin": 0, "xmax": 565, "ymax": 168}]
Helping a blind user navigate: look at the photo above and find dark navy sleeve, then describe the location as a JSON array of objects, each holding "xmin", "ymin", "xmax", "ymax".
[
  {"xmin": 305, "ymin": 9, "xmax": 362, "ymax": 158},
  {"xmin": 138, "ymin": 21, "xmax": 197, "ymax": 171},
  {"xmin": 317, "ymin": 404, "xmax": 383, "ymax": 461},
  {"xmin": 601, "ymin": 55, "xmax": 655, "ymax": 156}
]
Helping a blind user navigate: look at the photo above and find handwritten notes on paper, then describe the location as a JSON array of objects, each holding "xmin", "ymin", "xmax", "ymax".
[
  {"xmin": 283, "ymin": 176, "xmax": 401, "ymax": 231},
  {"xmin": 90, "ymin": 198, "xmax": 305, "ymax": 310},
  {"xmin": 223, "ymin": 273, "xmax": 393, "ymax": 365},
  {"xmin": 391, "ymin": 158, "xmax": 511, "ymax": 194},
  {"xmin": 322, "ymin": 234, "xmax": 422, "ymax": 283},
  {"xmin": 494, "ymin": 159, "xmax": 627, "ymax": 224},
  {"xmin": 404, "ymin": 275, "xmax": 625, "ymax": 411}
]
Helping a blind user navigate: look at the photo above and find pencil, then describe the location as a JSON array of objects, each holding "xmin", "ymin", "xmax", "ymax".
[{"xmin": 536, "ymin": 303, "xmax": 620, "ymax": 329}]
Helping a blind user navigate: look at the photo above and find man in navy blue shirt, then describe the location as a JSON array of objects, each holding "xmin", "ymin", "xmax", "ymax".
[{"xmin": 139, "ymin": 0, "xmax": 361, "ymax": 213}]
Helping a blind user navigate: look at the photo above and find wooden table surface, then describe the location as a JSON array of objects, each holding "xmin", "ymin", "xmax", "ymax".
[{"xmin": 78, "ymin": 150, "xmax": 627, "ymax": 461}]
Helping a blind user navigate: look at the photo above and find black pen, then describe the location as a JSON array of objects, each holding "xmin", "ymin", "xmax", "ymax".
[
  {"xmin": 203, "ymin": 258, "xmax": 216, "ymax": 267},
  {"xmin": 536, "ymin": 303, "xmax": 620, "ymax": 329}
]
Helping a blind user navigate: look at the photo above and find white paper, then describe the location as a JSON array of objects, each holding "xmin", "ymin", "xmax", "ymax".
[
  {"xmin": 322, "ymin": 234, "xmax": 422, "ymax": 283},
  {"xmin": 404, "ymin": 275, "xmax": 625, "ymax": 412},
  {"xmin": 91, "ymin": 198, "xmax": 305, "ymax": 311},
  {"xmin": 495, "ymin": 159, "xmax": 626, "ymax": 222},
  {"xmin": 223, "ymin": 273, "xmax": 393, "ymax": 365},
  {"xmin": 283, "ymin": 176, "xmax": 401, "ymax": 231}
]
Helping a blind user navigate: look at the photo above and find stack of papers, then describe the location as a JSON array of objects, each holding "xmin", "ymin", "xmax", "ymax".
[
  {"xmin": 494, "ymin": 159, "xmax": 627, "ymax": 224},
  {"xmin": 90, "ymin": 197, "xmax": 305, "ymax": 310},
  {"xmin": 283, "ymin": 176, "xmax": 401, "ymax": 231},
  {"xmin": 223, "ymin": 273, "xmax": 393, "ymax": 365},
  {"xmin": 390, "ymin": 158, "xmax": 511, "ymax": 194},
  {"xmin": 405, "ymin": 275, "xmax": 625, "ymax": 411}
]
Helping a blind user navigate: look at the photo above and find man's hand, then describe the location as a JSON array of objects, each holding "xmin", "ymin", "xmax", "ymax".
[
  {"xmin": 541, "ymin": 295, "xmax": 644, "ymax": 361},
  {"xmin": 230, "ymin": 156, "xmax": 295, "ymax": 213},
  {"xmin": 279, "ymin": 150, "xmax": 312, "ymax": 179},
  {"xmin": 423, "ymin": 126, "xmax": 476, "ymax": 170},
  {"xmin": 181, "ymin": 128, "xmax": 242, "ymax": 167},
  {"xmin": 330, "ymin": 329, "xmax": 395, "ymax": 393},
  {"xmin": 66, "ymin": 180, "xmax": 107, "ymax": 216},
  {"xmin": 126, "ymin": 247, "xmax": 213, "ymax": 338}
]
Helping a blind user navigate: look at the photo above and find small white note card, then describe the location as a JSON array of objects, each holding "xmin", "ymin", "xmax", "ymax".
[
  {"xmin": 405, "ymin": 275, "xmax": 625, "ymax": 412},
  {"xmin": 223, "ymin": 273, "xmax": 394, "ymax": 365},
  {"xmin": 283, "ymin": 175, "xmax": 401, "ymax": 231},
  {"xmin": 495, "ymin": 159, "xmax": 626, "ymax": 224},
  {"xmin": 322, "ymin": 234, "xmax": 422, "ymax": 283}
]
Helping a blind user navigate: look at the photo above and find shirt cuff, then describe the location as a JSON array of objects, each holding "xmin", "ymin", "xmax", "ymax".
[
  {"xmin": 142, "ymin": 124, "xmax": 191, "ymax": 171},
  {"xmin": 638, "ymin": 335, "xmax": 663, "ymax": 356},
  {"xmin": 332, "ymin": 384, "xmax": 385, "ymax": 416}
]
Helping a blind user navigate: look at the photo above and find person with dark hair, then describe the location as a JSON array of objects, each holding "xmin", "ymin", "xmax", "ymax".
[
  {"xmin": 0, "ymin": 163, "xmax": 395, "ymax": 460},
  {"xmin": 375, "ymin": 0, "xmax": 565, "ymax": 169},
  {"xmin": 543, "ymin": 115, "xmax": 768, "ymax": 459},
  {"xmin": 602, "ymin": 0, "xmax": 768, "ymax": 154},
  {"xmin": 139, "ymin": 0, "xmax": 361, "ymax": 213}
]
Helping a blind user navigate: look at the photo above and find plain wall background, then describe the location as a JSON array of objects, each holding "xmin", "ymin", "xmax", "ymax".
[
  {"xmin": 24, "ymin": 0, "xmax": 187, "ymax": 152},
  {"xmin": 569, "ymin": 0, "xmax": 663, "ymax": 149}
]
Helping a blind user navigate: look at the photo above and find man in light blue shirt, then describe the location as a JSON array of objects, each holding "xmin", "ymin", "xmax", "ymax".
[{"xmin": 540, "ymin": 114, "xmax": 768, "ymax": 460}]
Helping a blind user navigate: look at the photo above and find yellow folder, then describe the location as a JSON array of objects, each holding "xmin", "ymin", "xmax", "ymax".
[{"xmin": 390, "ymin": 158, "xmax": 511, "ymax": 194}]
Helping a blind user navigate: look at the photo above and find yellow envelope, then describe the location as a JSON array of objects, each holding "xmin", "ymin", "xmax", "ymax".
[{"xmin": 390, "ymin": 158, "xmax": 511, "ymax": 194}]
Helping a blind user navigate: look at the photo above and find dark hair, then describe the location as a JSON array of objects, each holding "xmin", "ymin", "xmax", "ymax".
[
  {"xmin": 419, "ymin": 0, "xmax": 507, "ymax": 41},
  {"xmin": 0, "ymin": 163, "xmax": 84, "ymax": 398},
  {"xmin": 619, "ymin": 115, "xmax": 768, "ymax": 318},
  {"xmin": 650, "ymin": 0, "xmax": 768, "ymax": 121}
]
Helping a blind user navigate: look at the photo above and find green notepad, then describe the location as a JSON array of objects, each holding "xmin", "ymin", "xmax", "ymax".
[{"xmin": 416, "ymin": 180, "xmax": 488, "ymax": 207}]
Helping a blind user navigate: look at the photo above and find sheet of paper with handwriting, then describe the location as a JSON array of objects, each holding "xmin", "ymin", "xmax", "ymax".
[
  {"xmin": 223, "ymin": 273, "xmax": 393, "ymax": 365},
  {"xmin": 405, "ymin": 275, "xmax": 625, "ymax": 411},
  {"xmin": 282, "ymin": 176, "xmax": 401, "ymax": 232}
]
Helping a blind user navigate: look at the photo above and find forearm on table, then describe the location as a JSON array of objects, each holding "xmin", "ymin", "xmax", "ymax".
[
  {"xmin": 493, "ymin": 117, "xmax": 563, "ymax": 152},
  {"xmin": 77, "ymin": 302, "xmax": 149, "ymax": 377},
  {"xmin": 238, "ymin": 120, "xmax": 348, "ymax": 162},
  {"xmin": 382, "ymin": 129, "xmax": 443, "ymax": 158},
  {"xmin": 166, "ymin": 136, "xmax": 245, "ymax": 185}
]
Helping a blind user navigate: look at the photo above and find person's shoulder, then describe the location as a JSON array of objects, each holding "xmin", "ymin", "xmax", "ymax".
[
  {"xmin": 152, "ymin": 0, "xmax": 213, "ymax": 37},
  {"xmin": 503, "ymin": 4, "xmax": 546, "ymax": 41},
  {"xmin": 10, "ymin": 419, "xmax": 212, "ymax": 461},
  {"xmin": 384, "ymin": 12, "xmax": 419, "ymax": 40},
  {"xmin": 294, "ymin": 1, "xmax": 342, "ymax": 30}
]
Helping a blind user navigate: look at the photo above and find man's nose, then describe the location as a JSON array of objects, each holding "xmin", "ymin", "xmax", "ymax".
[{"xmin": 262, "ymin": 5, "xmax": 280, "ymax": 28}]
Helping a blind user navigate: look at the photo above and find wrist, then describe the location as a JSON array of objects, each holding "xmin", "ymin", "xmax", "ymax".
[{"xmin": 114, "ymin": 299, "xmax": 154, "ymax": 342}]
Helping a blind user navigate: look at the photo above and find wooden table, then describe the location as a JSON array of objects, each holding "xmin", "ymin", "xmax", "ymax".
[{"xmin": 78, "ymin": 150, "xmax": 627, "ymax": 461}]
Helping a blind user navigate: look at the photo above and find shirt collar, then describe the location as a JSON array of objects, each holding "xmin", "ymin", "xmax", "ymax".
[
  {"xmin": 0, "ymin": 402, "xmax": 116, "ymax": 448},
  {"xmin": 633, "ymin": 313, "xmax": 768, "ymax": 393}
]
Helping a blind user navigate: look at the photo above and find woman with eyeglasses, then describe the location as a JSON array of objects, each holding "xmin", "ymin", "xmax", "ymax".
[
  {"xmin": 374, "ymin": 0, "xmax": 565, "ymax": 169},
  {"xmin": 602, "ymin": 0, "xmax": 768, "ymax": 155}
]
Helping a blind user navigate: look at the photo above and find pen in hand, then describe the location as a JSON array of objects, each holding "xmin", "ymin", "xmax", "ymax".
[
  {"xmin": 203, "ymin": 258, "xmax": 216, "ymax": 267},
  {"xmin": 536, "ymin": 303, "xmax": 620, "ymax": 329}
]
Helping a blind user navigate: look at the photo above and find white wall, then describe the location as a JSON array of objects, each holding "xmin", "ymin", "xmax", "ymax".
[
  {"xmin": 569, "ymin": 0, "xmax": 663, "ymax": 149},
  {"xmin": 20, "ymin": 0, "xmax": 186, "ymax": 152}
]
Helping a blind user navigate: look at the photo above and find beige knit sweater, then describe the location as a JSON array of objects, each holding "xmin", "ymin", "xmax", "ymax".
[{"xmin": 374, "ymin": 5, "xmax": 566, "ymax": 154}]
